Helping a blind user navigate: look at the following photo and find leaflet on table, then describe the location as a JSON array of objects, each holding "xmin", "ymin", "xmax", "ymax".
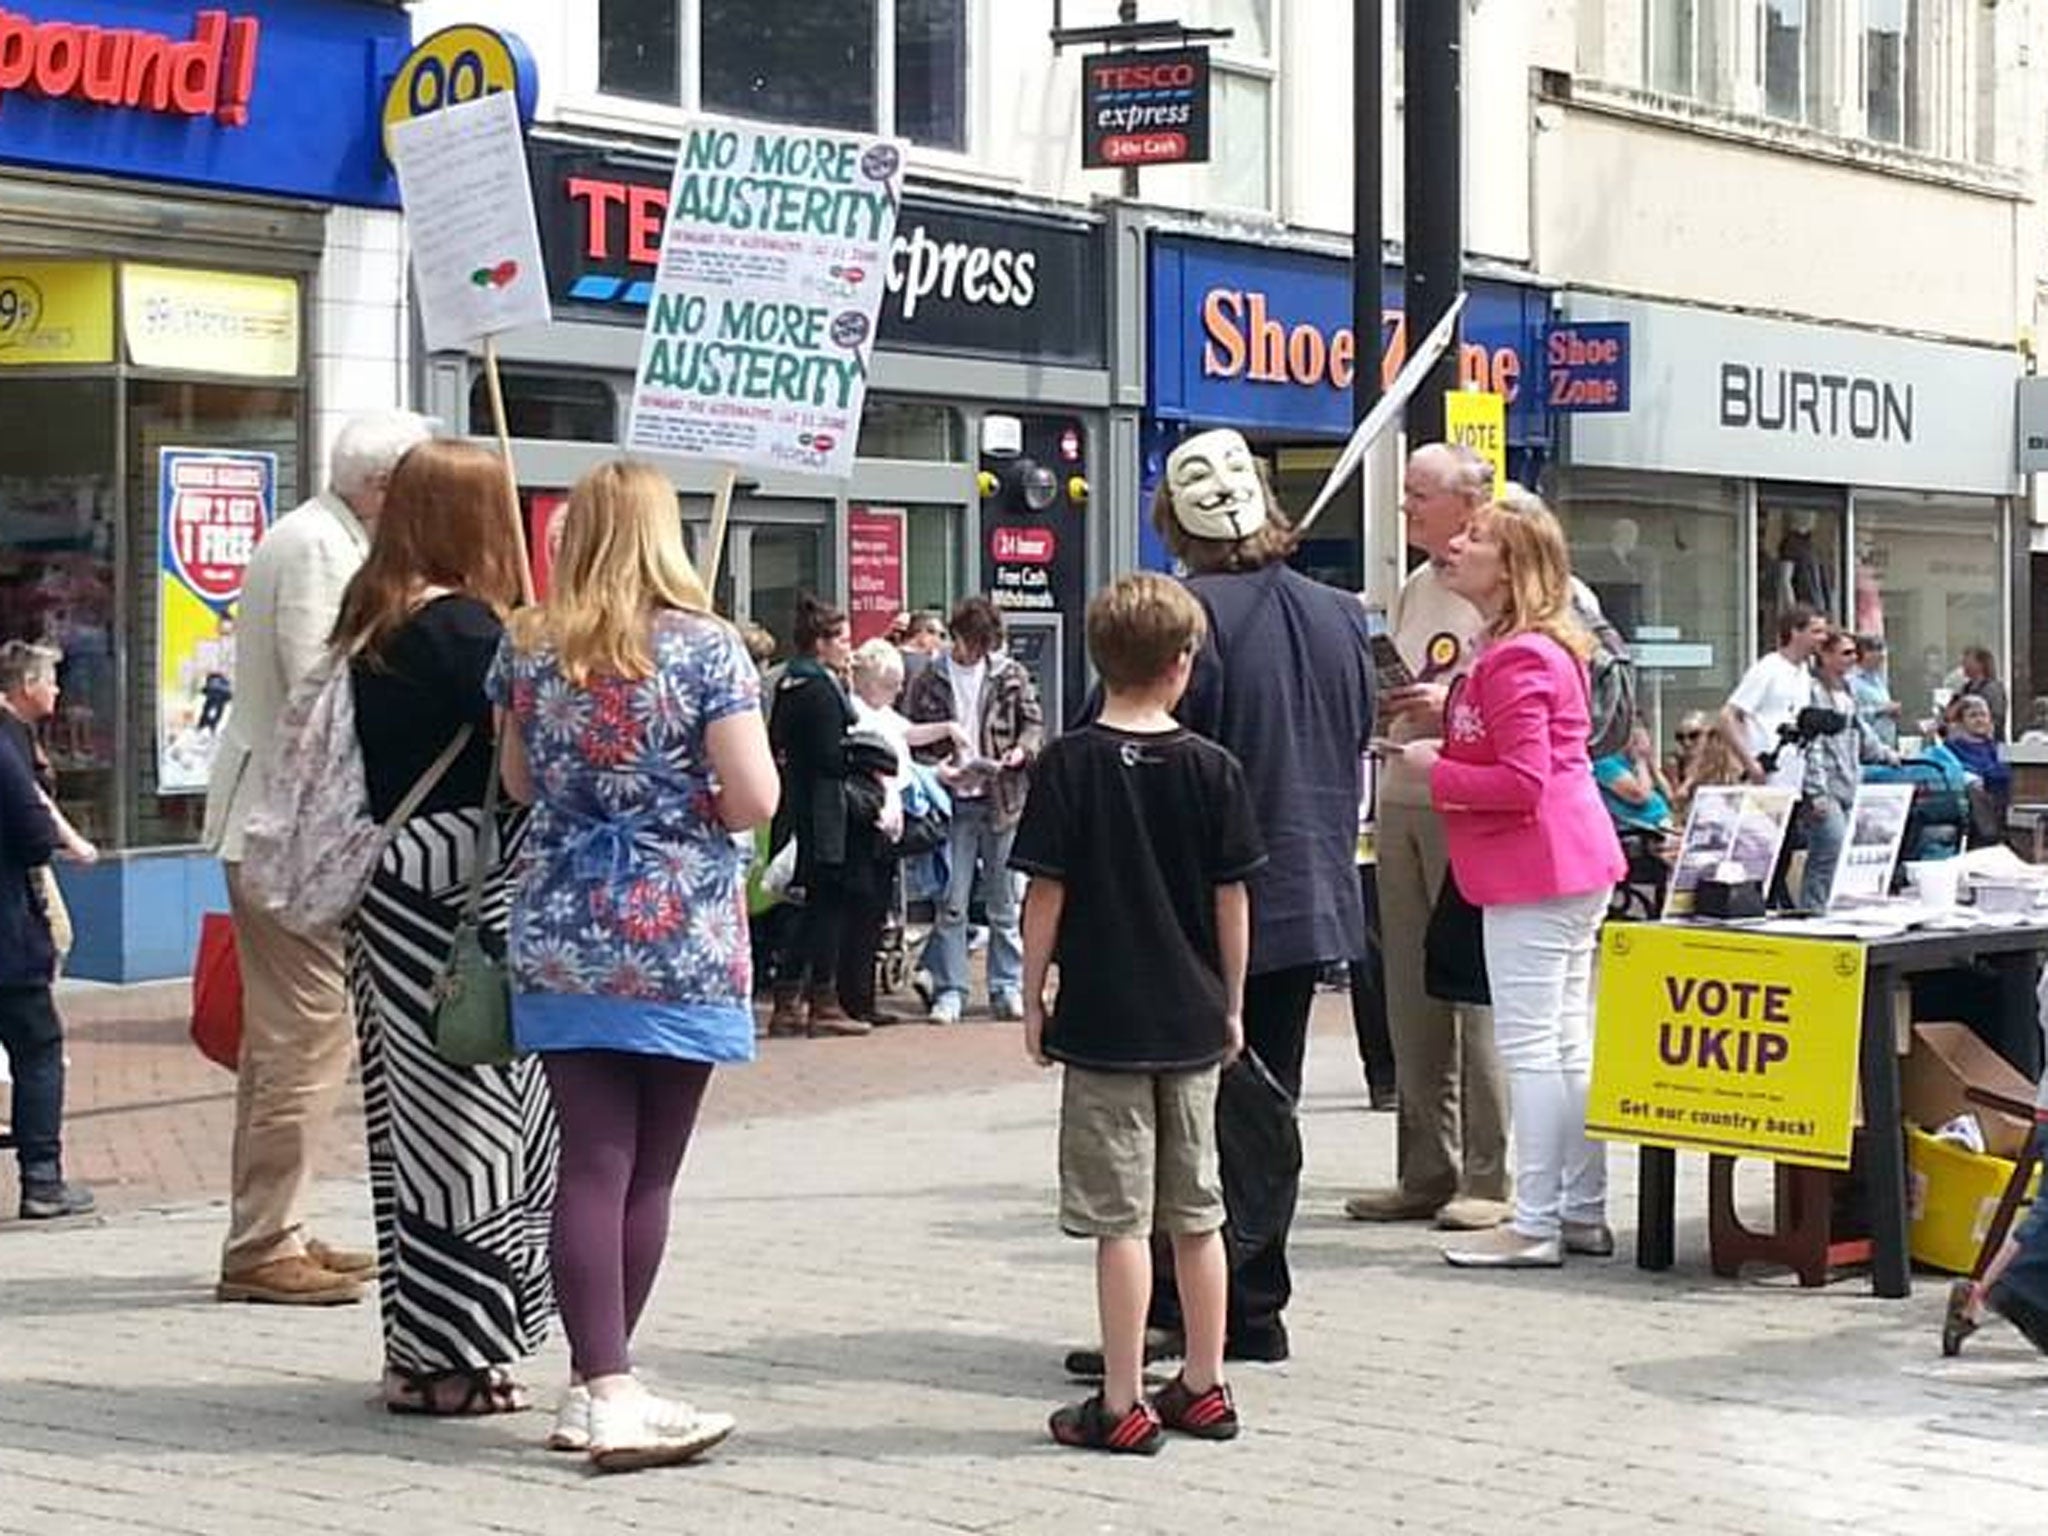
[
  {"xmin": 1662, "ymin": 785, "xmax": 1797, "ymax": 918},
  {"xmin": 1827, "ymin": 782, "xmax": 1916, "ymax": 910}
]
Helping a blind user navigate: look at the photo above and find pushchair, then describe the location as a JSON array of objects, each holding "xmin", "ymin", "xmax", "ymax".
[{"xmin": 1862, "ymin": 754, "xmax": 1971, "ymax": 864}]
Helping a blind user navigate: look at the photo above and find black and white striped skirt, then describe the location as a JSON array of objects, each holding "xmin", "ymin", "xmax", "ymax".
[{"xmin": 346, "ymin": 806, "xmax": 558, "ymax": 1374}]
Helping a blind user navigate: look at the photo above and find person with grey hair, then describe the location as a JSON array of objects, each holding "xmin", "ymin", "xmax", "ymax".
[
  {"xmin": 203, "ymin": 408, "xmax": 432, "ymax": 1306},
  {"xmin": 1345, "ymin": 441, "xmax": 1513, "ymax": 1234},
  {"xmin": 0, "ymin": 641, "xmax": 98, "ymax": 968}
]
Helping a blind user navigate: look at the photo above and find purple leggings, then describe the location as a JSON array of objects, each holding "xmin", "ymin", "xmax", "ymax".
[{"xmin": 542, "ymin": 1050, "xmax": 713, "ymax": 1380}]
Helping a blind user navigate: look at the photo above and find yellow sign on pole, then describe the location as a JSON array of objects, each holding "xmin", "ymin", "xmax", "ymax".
[
  {"xmin": 0, "ymin": 261, "xmax": 113, "ymax": 366},
  {"xmin": 1444, "ymin": 389, "xmax": 1507, "ymax": 498},
  {"xmin": 1586, "ymin": 924, "xmax": 1867, "ymax": 1170}
]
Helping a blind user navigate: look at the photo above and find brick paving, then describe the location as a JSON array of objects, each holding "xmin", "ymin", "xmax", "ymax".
[{"xmin": 4, "ymin": 990, "xmax": 2047, "ymax": 1533}]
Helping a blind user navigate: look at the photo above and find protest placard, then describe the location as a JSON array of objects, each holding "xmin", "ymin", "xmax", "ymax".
[
  {"xmin": 626, "ymin": 116, "xmax": 906, "ymax": 480},
  {"xmin": 388, "ymin": 90, "xmax": 551, "ymax": 354}
]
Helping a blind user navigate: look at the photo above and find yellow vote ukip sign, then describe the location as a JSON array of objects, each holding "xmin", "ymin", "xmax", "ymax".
[{"xmin": 1587, "ymin": 924, "xmax": 1866, "ymax": 1170}]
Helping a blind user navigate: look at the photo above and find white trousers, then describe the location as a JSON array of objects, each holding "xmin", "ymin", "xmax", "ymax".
[{"xmin": 1481, "ymin": 889, "xmax": 1610, "ymax": 1240}]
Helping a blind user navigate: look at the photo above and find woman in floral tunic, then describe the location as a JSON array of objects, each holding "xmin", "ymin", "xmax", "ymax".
[{"xmin": 489, "ymin": 459, "xmax": 779, "ymax": 1472}]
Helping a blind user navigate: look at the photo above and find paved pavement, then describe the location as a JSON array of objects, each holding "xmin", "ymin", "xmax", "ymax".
[{"xmin": 4, "ymin": 995, "xmax": 2048, "ymax": 1534}]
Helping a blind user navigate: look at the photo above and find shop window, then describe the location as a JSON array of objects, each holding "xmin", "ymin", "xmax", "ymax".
[
  {"xmin": 857, "ymin": 399, "xmax": 964, "ymax": 461},
  {"xmin": 1853, "ymin": 491, "xmax": 2003, "ymax": 739},
  {"xmin": 1644, "ymin": 0, "xmax": 1728, "ymax": 102},
  {"xmin": 1865, "ymin": 0, "xmax": 1916, "ymax": 146},
  {"xmin": 124, "ymin": 380, "xmax": 303, "ymax": 850},
  {"xmin": 467, "ymin": 369, "xmax": 617, "ymax": 443},
  {"xmin": 1764, "ymin": 0, "xmax": 1821, "ymax": 125},
  {"xmin": 1558, "ymin": 469, "xmax": 1745, "ymax": 752},
  {"xmin": 599, "ymin": 0, "xmax": 682, "ymax": 105},
  {"xmin": 903, "ymin": 504, "xmax": 960, "ymax": 614},
  {"xmin": 1208, "ymin": 0, "xmax": 1275, "ymax": 212},
  {"xmin": 0, "ymin": 378, "xmax": 119, "ymax": 847},
  {"xmin": 602, "ymin": 1, "xmax": 969, "ymax": 149},
  {"xmin": 1756, "ymin": 485, "xmax": 1845, "ymax": 653}
]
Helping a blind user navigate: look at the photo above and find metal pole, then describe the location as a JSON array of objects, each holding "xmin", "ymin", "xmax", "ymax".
[
  {"xmin": 1402, "ymin": 0, "xmax": 1461, "ymax": 445},
  {"xmin": 1354, "ymin": 0, "xmax": 1391, "ymax": 601},
  {"xmin": 1119, "ymin": 0, "xmax": 1140, "ymax": 198}
]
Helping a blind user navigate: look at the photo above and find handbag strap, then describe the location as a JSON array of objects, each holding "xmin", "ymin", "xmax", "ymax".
[
  {"xmin": 384, "ymin": 724, "xmax": 474, "ymax": 833},
  {"xmin": 457, "ymin": 734, "xmax": 506, "ymax": 931}
]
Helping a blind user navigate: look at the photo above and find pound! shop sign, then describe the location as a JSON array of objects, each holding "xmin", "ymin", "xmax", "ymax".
[{"xmin": 0, "ymin": 7, "xmax": 259, "ymax": 125}]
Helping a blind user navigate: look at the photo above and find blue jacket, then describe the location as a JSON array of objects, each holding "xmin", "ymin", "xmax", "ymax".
[{"xmin": 0, "ymin": 726, "xmax": 58, "ymax": 987}]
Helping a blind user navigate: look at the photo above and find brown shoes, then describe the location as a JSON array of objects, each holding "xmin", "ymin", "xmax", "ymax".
[
  {"xmin": 765, "ymin": 987, "xmax": 807, "ymax": 1039},
  {"xmin": 805, "ymin": 991, "xmax": 872, "ymax": 1037},
  {"xmin": 217, "ymin": 1254, "xmax": 366, "ymax": 1306},
  {"xmin": 307, "ymin": 1238, "xmax": 377, "ymax": 1278}
]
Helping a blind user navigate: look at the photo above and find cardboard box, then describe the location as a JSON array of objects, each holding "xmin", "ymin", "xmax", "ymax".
[
  {"xmin": 1906, "ymin": 1124, "xmax": 2039, "ymax": 1274},
  {"xmin": 1902, "ymin": 1021, "xmax": 2038, "ymax": 1160}
]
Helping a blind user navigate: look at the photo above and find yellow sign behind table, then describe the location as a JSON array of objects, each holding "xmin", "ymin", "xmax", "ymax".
[
  {"xmin": 1444, "ymin": 389, "xmax": 1507, "ymax": 498},
  {"xmin": 122, "ymin": 265, "xmax": 300, "ymax": 378},
  {"xmin": 1587, "ymin": 924, "xmax": 1867, "ymax": 1170},
  {"xmin": 0, "ymin": 261, "xmax": 114, "ymax": 366}
]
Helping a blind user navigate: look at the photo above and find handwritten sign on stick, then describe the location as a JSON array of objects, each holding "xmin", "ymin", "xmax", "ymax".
[{"xmin": 389, "ymin": 91, "xmax": 551, "ymax": 353}]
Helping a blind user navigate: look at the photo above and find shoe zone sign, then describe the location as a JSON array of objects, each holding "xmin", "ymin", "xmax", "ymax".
[{"xmin": 0, "ymin": 0, "xmax": 414, "ymax": 206}]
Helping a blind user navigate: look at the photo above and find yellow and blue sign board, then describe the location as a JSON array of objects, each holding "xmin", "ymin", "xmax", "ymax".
[
  {"xmin": 1587, "ymin": 924, "xmax": 1867, "ymax": 1170},
  {"xmin": 382, "ymin": 24, "xmax": 538, "ymax": 159}
]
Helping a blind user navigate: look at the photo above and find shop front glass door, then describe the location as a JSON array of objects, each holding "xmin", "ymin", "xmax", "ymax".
[
  {"xmin": 747, "ymin": 524, "xmax": 823, "ymax": 660},
  {"xmin": 0, "ymin": 377, "xmax": 119, "ymax": 845},
  {"xmin": 1853, "ymin": 491, "xmax": 2003, "ymax": 737}
]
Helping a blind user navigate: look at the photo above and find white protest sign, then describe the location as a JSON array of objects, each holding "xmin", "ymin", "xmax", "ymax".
[
  {"xmin": 626, "ymin": 116, "xmax": 906, "ymax": 479},
  {"xmin": 389, "ymin": 91, "xmax": 551, "ymax": 354}
]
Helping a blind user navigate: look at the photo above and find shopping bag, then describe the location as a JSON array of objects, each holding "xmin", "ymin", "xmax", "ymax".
[
  {"xmin": 1424, "ymin": 871, "xmax": 1490, "ymax": 1006},
  {"xmin": 1216, "ymin": 1049, "xmax": 1302, "ymax": 1268},
  {"xmin": 190, "ymin": 912, "xmax": 243, "ymax": 1072}
]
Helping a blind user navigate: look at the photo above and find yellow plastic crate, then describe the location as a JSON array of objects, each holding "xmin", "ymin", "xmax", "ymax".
[{"xmin": 1906, "ymin": 1123, "xmax": 2040, "ymax": 1275}]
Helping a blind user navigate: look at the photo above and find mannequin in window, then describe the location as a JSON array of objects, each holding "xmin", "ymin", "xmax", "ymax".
[
  {"xmin": 1852, "ymin": 542, "xmax": 1884, "ymax": 640},
  {"xmin": 1774, "ymin": 509, "xmax": 1830, "ymax": 615},
  {"xmin": 1583, "ymin": 517, "xmax": 1649, "ymax": 640}
]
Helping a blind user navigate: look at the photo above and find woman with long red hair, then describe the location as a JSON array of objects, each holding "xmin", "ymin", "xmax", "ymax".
[{"xmin": 334, "ymin": 439, "xmax": 557, "ymax": 1416}]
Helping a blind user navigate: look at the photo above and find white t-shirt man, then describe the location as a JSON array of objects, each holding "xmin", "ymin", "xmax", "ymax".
[
  {"xmin": 948, "ymin": 656, "xmax": 988, "ymax": 800},
  {"xmin": 1728, "ymin": 651, "xmax": 1814, "ymax": 792}
]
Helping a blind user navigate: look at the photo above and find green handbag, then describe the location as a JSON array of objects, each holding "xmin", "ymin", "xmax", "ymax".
[{"xmin": 431, "ymin": 750, "xmax": 517, "ymax": 1069}]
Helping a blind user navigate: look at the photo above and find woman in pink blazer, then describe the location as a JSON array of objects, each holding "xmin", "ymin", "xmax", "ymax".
[{"xmin": 1387, "ymin": 492, "xmax": 1624, "ymax": 1269}]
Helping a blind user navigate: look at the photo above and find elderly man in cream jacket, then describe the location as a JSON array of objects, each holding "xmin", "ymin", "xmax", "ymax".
[{"xmin": 204, "ymin": 411, "xmax": 431, "ymax": 1306}]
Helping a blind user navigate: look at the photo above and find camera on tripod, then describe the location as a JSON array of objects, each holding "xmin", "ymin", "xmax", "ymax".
[{"xmin": 1757, "ymin": 705, "xmax": 1849, "ymax": 777}]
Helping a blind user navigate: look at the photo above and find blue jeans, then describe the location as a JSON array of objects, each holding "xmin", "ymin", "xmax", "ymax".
[
  {"xmin": 1990, "ymin": 1128, "xmax": 2048, "ymax": 1350},
  {"xmin": 0, "ymin": 984, "xmax": 65, "ymax": 1187},
  {"xmin": 1798, "ymin": 800, "xmax": 1847, "ymax": 912},
  {"xmin": 927, "ymin": 798, "xmax": 1022, "ymax": 1003}
]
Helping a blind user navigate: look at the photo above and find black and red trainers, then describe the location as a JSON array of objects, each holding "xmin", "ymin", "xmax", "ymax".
[
  {"xmin": 1048, "ymin": 1394, "xmax": 1163, "ymax": 1455},
  {"xmin": 1149, "ymin": 1375, "xmax": 1240, "ymax": 1441}
]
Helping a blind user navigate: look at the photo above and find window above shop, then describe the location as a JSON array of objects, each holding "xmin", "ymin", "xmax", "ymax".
[
  {"xmin": 1626, "ymin": 1, "xmax": 1995, "ymax": 164},
  {"xmin": 856, "ymin": 398, "xmax": 965, "ymax": 461},
  {"xmin": 467, "ymin": 369, "xmax": 619, "ymax": 443},
  {"xmin": 595, "ymin": 0, "xmax": 969, "ymax": 152}
]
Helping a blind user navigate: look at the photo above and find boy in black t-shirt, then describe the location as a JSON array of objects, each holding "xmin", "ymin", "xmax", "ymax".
[{"xmin": 1011, "ymin": 573, "xmax": 1266, "ymax": 1455}]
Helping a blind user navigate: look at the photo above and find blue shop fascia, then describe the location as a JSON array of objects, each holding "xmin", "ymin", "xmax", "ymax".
[
  {"xmin": 0, "ymin": 0, "xmax": 412, "ymax": 981},
  {"xmin": 1140, "ymin": 230, "xmax": 1551, "ymax": 583}
]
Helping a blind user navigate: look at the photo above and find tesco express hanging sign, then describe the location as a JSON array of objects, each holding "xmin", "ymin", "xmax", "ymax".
[{"xmin": 0, "ymin": 0, "xmax": 411, "ymax": 207}]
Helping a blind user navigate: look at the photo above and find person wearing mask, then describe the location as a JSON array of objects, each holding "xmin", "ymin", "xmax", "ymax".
[
  {"xmin": 335, "ymin": 440, "xmax": 556, "ymax": 1415},
  {"xmin": 0, "ymin": 641, "xmax": 97, "ymax": 969},
  {"xmin": 1959, "ymin": 647, "xmax": 2009, "ymax": 741},
  {"xmin": 1849, "ymin": 636, "xmax": 1902, "ymax": 751},
  {"xmin": 0, "ymin": 673, "xmax": 92, "ymax": 1220},
  {"xmin": 1800, "ymin": 630, "xmax": 1898, "ymax": 910},
  {"xmin": 903, "ymin": 596, "xmax": 1043, "ymax": 1026},
  {"xmin": 1380, "ymin": 493, "xmax": 1625, "ymax": 1268},
  {"xmin": 1129, "ymin": 427, "xmax": 1373, "ymax": 1363},
  {"xmin": 492, "ymin": 459, "xmax": 777, "ymax": 1469},
  {"xmin": 1719, "ymin": 604, "xmax": 1828, "ymax": 792},
  {"xmin": 1345, "ymin": 444, "xmax": 1511, "ymax": 1234},
  {"xmin": 766, "ymin": 595, "xmax": 872, "ymax": 1038},
  {"xmin": 205, "ymin": 409, "xmax": 432, "ymax": 1307}
]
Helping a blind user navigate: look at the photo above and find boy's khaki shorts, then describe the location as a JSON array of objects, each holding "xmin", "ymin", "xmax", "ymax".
[{"xmin": 1059, "ymin": 1064, "xmax": 1224, "ymax": 1240}]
